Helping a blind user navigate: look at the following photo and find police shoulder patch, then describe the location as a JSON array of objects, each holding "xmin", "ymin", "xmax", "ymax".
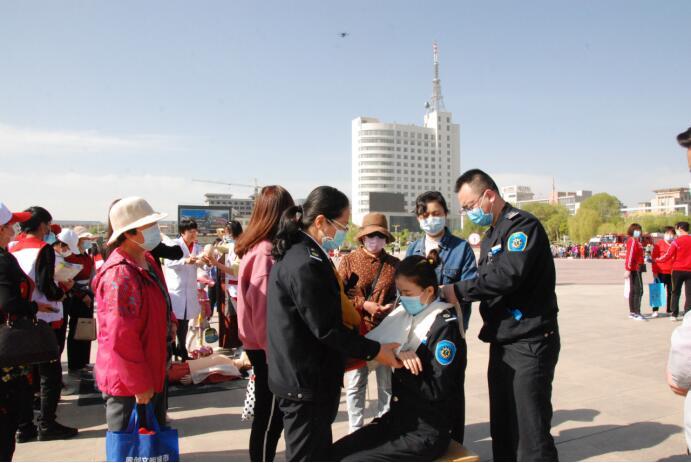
[
  {"xmin": 307, "ymin": 247, "xmax": 323, "ymax": 261},
  {"xmin": 435, "ymin": 340, "xmax": 456, "ymax": 366},
  {"xmin": 507, "ymin": 231, "xmax": 528, "ymax": 252}
]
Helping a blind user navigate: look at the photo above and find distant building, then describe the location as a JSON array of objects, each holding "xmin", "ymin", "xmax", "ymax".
[
  {"xmin": 204, "ymin": 193, "xmax": 254, "ymax": 218},
  {"xmin": 621, "ymin": 187, "xmax": 691, "ymax": 216},
  {"xmin": 501, "ymin": 185, "xmax": 535, "ymax": 203},
  {"xmin": 351, "ymin": 42, "xmax": 461, "ymax": 227},
  {"xmin": 552, "ymin": 190, "xmax": 593, "ymax": 215}
]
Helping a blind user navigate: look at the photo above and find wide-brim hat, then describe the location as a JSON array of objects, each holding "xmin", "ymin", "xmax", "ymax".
[
  {"xmin": 107, "ymin": 197, "xmax": 167, "ymax": 245},
  {"xmin": 356, "ymin": 212, "xmax": 394, "ymax": 243},
  {"xmin": 57, "ymin": 229, "xmax": 80, "ymax": 255},
  {"xmin": 73, "ymin": 225, "xmax": 97, "ymax": 240}
]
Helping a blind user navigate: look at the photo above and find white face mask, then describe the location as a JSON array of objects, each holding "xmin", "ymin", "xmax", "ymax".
[
  {"xmin": 57, "ymin": 249, "xmax": 72, "ymax": 258},
  {"xmin": 131, "ymin": 224, "xmax": 161, "ymax": 251},
  {"xmin": 363, "ymin": 236, "xmax": 387, "ymax": 254},
  {"xmin": 664, "ymin": 234, "xmax": 674, "ymax": 242}
]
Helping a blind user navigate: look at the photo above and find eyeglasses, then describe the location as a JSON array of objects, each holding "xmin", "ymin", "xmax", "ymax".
[
  {"xmin": 329, "ymin": 219, "xmax": 349, "ymax": 233},
  {"xmin": 460, "ymin": 191, "xmax": 487, "ymax": 214}
]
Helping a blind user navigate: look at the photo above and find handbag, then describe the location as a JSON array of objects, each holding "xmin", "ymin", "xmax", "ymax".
[
  {"xmin": 73, "ymin": 318, "xmax": 97, "ymax": 341},
  {"xmin": 649, "ymin": 279, "xmax": 666, "ymax": 308},
  {"xmin": 106, "ymin": 403, "xmax": 180, "ymax": 462},
  {"xmin": 241, "ymin": 374, "xmax": 256, "ymax": 422},
  {"xmin": 0, "ymin": 316, "xmax": 60, "ymax": 368}
]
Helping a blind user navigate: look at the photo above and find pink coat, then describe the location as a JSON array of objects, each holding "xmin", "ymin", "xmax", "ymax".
[
  {"xmin": 236, "ymin": 240, "xmax": 273, "ymax": 351},
  {"xmin": 93, "ymin": 248, "xmax": 169, "ymax": 396}
]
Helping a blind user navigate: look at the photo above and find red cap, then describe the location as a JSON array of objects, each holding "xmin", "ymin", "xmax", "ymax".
[
  {"xmin": 0, "ymin": 203, "xmax": 31, "ymax": 226},
  {"xmin": 50, "ymin": 223, "xmax": 62, "ymax": 234}
]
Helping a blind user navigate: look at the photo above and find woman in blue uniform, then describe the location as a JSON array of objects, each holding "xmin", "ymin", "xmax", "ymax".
[
  {"xmin": 267, "ymin": 186, "xmax": 401, "ymax": 462},
  {"xmin": 331, "ymin": 252, "xmax": 466, "ymax": 461}
]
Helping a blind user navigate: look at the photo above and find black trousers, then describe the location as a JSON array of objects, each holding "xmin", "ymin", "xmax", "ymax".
[
  {"xmin": 245, "ymin": 350, "xmax": 284, "ymax": 462},
  {"xmin": 279, "ymin": 392, "xmax": 340, "ymax": 462},
  {"xmin": 175, "ymin": 319, "xmax": 190, "ymax": 360},
  {"xmin": 628, "ymin": 271, "xmax": 643, "ymax": 314},
  {"xmin": 331, "ymin": 411, "xmax": 450, "ymax": 462},
  {"xmin": 488, "ymin": 331, "xmax": 560, "ymax": 462},
  {"xmin": 0, "ymin": 376, "xmax": 29, "ymax": 461},
  {"xmin": 103, "ymin": 393, "xmax": 166, "ymax": 432},
  {"xmin": 671, "ymin": 270, "xmax": 691, "ymax": 317},
  {"xmin": 652, "ymin": 273, "xmax": 673, "ymax": 313},
  {"xmin": 65, "ymin": 296, "xmax": 93, "ymax": 371}
]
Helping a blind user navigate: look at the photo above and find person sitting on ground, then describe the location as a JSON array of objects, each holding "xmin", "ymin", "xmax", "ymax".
[{"xmin": 331, "ymin": 252, "xmax": 466, "ymax": 461}]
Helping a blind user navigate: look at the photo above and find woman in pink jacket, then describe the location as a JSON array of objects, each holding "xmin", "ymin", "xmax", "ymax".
[
  {"xmin": 233, "ymin": 186, "xmax": 294, "ymax": 462},
  {"xmin": 93, "ymin": 197, "xmax": 169, "ymax": 431}
]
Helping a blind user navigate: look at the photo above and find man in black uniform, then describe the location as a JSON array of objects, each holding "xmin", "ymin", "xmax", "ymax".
[{"xmin": 443, "ymin": 169, "xmax": 560, "ymax": 462}]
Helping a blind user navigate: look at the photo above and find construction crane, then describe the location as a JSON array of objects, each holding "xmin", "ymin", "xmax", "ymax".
[{"xmin": 192, "ymin": 178, "xmax": 262, "ymax": 196}]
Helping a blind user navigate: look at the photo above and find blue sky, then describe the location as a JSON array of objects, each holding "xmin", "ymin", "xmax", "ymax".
[{"xmin": 1, "ymin": 1, "xmax": 689, "ymax": 220}]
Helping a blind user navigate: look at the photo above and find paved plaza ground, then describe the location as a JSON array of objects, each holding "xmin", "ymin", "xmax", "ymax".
[{"xmin": 13, "ymin": 259, "xmax": 691, "ymax": 461}]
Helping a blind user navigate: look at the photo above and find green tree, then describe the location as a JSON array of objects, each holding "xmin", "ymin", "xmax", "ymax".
[
  {"xmin": 522, "ymin": 203, "xmax": 569, "ymax": 242},
  {"xmin": 568, "ymin": 209, "xmax": 602, "ymax": 243},
  {"xmin": 579, "ymin": 193, "xmax": 624, "ymax": 225}
]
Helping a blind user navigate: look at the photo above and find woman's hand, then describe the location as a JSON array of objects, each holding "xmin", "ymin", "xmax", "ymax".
[
  {"xmin": 63, "ymin": 279, "xmax": 75, "ymax": 291},
  {"xmin": 83, "ymin": 294, "xmax": 92, "ymax": 306},
  {"xmin": 398, "ymin": 350, "xmax": 423, "ymax": 376},
  {"xmin": 441, "ymin": 285, "xmax": 458, "ymax": 305},
  {"xmin": 375, "ymin": 343, "xmax": 402, "ymax": 369},
  {"xmin": 362, "ymin": 301, "xmax": 380, "ymax": 316},
  {"xmin": 135, "ymin": 388, "xmax": 154, "ymax": 404}
]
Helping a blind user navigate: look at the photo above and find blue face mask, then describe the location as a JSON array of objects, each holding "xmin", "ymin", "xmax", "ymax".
[
  {"xmin": 80, "ymin": 240, "xmax": 92, "ymax": 252},
  {"xmin": 399, "ymin": 292, "xmax": 435, "ymax": 316},
  {"xmin": 322, "ymin": 228, "xmax": 346, "ymax": 251},
  {"xmin": 466, "ymin": 193, "xmax": 493, "ymax": 226},
  {"xmin": 633, "ymin": 230, "xmax": 641, "ymax": 239},
  {"xmin": 419, "ymin": 216, "xmax": 445, "ymax": 236},
  {"xmin": 44, "ymin": 232, "xmax": 57, "ymax": 245}
]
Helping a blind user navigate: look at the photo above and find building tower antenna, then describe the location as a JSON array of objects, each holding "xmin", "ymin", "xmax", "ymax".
[{"xmin": 427, "ymin": 41, "xmax": 446, "ymax": 114}]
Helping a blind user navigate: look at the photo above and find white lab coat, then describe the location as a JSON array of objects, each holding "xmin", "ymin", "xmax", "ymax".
[{"xmin": 163, "ymin": 237, "xmax": 202, "ymax": 321}]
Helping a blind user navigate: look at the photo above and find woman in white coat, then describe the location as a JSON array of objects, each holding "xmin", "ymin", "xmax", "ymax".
[{"xmin": 163, "ymin": 219, "xmax": 202, "ymax": 360}]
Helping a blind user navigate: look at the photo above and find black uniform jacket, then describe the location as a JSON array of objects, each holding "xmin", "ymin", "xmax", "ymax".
[
  {"xmin": 453, "ymin": 203, "xmax": 559, "ymax": 344},
  {"xmin": 390, "ymin": 306, "xmax": 466, "ymax": 433},
  {"xmin": 267, "ymin": 232, "xmax": 380, "ymax": 402},
  {"xmin": 0, "ymin": 247, "xmax": 38, "ymax": 323}
]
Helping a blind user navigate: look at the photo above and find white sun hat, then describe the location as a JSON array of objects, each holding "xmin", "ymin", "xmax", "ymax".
[
  {"xmin": 73, "ymin": 225, "xmax": 97, "ymax": 240},
  {"xmin": 107, "ymin": 197, "xmax": 168, "ymax": 245},
  {"xmin": 57, "ymin": 228, "xmax": 80, "ymax": 255}
]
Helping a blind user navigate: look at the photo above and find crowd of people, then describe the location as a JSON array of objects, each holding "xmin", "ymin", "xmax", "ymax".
[
  {"xmin": 551, "ymin": 242, "xmax": 625, "ymax": 259},
  {"xmin": 0, "ymin": 168, "xmax": 688, "ymax": 461}
]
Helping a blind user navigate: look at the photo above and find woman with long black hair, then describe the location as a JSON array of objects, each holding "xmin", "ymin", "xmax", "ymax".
[{"xmin": 267, "ymin": 186, "xmax": 401, "ymax": 461}]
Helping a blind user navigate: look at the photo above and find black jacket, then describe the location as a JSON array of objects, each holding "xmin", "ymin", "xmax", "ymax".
[
  {"xmin": 0, "ymin": 248, "xmax": 38, "ymax": 323},
  {"xmin": 454, "ymin": 203, "xmax": 559, "ymax": 343},
  {"xmin": 267, "ymin": 232, "xmax": 380, "ymax": 402},
  {"xmin": 390, "ymin": 306, "xmax": 466, "ymax": 433}
]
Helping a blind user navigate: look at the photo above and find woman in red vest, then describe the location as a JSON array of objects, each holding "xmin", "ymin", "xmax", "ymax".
[
  {"xmin": 651, "ymin": 226, "xmax": 675, "ymax": 317},
  {"xmin": 624, "ymin": 223, "xmax": 645, "ymax": 321}
]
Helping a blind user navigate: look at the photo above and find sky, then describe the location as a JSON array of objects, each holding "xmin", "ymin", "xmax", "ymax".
[{"xmin": 1, "ymin": 1, "xmax": 690, "ymax": 221}]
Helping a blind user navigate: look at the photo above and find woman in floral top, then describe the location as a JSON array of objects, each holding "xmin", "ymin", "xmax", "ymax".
[{"xmin": 338, "ymin": 212, "xmax": 400, "ymax": 433}]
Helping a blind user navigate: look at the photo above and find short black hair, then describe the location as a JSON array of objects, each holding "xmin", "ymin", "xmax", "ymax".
[
  {"xmin": 678, "ymin": 127, "xmax": 691, "ymax": 149},
  {"xmin": 179, "ymin": 219, "xmax": 198, "ymax": 234},
  {"xmin": 20, "ymin": 206, "xmax": 52, "ymax": 233},
  {"xmin": 664, "ymin": 226, "xmax": 676, "ymax": 234},
  {"xmin": 627, "ymin": 223, "xmax": 642, "ymax": 236},
  {"xmin": 675, "ymin": 221, "xmax": 690, "ymax": 232},
  {"xmin": 226, "ymin": 220, "xmax": 243, "ymax": 239},
  {"xmin": 454, "ymin": 169, "xmax": 500, "ymax": 195},
  {"xmin": 415, "ymin": 191, "xmax": 449, "ymax": 217}
]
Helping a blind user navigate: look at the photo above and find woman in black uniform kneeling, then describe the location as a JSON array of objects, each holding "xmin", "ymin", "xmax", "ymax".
[{"xmin": 331, "ymin": 252, "xmax": 467, "ymax": 462}]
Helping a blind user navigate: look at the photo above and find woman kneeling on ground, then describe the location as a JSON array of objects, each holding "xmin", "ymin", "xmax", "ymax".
[{"xmin": 331, "ymin": 252, "xmax": 467, "ymax": 461}]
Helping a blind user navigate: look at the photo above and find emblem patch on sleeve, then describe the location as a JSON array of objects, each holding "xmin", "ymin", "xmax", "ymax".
[
  {"xmin": 435, "ymin": 340, "xmax": 456, "ymax": 366},
  {"xmin": 507, "ymin": 232, "xmax": 528, "ymax": 252}
]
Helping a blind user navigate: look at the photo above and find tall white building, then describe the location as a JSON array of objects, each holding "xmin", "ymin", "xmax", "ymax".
[
  {"xmin": 204, "ymin": 193, "xmax": 255, "ymax": 218},
  {"xmin": 351, "ymin": 43, "xmax": 461, "ymax": 227}
]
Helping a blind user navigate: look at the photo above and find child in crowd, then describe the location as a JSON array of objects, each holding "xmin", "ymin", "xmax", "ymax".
[{"xmin": 331, "ymin": 252, "xmax": 466, "ymax": 461}]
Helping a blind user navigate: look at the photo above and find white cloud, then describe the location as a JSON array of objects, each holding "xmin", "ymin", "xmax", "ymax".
[{"xmin": 0, "ymin": 123, "xmax": 178, "ymax": 157}]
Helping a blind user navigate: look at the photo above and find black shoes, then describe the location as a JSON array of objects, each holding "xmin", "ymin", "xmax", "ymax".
[
  {"xmin": 15, "ymin": 425, "xmax": 38, "ymax": 443},
  {"xmin": 37, "ymin": 422, "xmax": 79, "ymax": 441}
]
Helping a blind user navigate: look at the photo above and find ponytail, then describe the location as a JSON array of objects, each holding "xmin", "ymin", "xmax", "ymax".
[
  {"xmin": 271, "ymin": 185, "xmax": 350, "ymax": 260},
  {"xmin": 272, "ymin": 205, "xmax": 305, "ymax": 259}
]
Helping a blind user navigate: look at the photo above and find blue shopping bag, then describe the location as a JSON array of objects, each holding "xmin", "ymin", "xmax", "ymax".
[
  {"xmin": 649, "ymin": 280, "xmax": 666, "ymax": 308},
  {"xmin": 106, "ymin": 403, "xmax": 179, "ymax": 462}
]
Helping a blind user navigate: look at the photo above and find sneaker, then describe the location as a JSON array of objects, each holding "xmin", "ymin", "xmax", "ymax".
[
  {"xmin": 632, "ymin": 314, "xmax": 647, "ymax": 321},
  {"xmin": 15, "ymin": 425, "xmax": 38, "ymax": 443},
  {"xmin": 650, "ymin": 311, "xmax": 659, "ymax": 318},
  {"xmin": 38, "ymin": 422, "xmax": 79, "ymax": 441},
  {"xmin": 677, "ymin": 316, "xmax": 685, "ymax": 321},
  {"xmin": 628, "ymin": 313, "xmax": 635, "ymax": 319},
  {"xmin": 671, "ymin": 315, "xmax": 679, "ymax": 321}
]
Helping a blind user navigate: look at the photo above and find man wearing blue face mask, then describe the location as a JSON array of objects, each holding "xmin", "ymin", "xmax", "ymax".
[
  {"xmin": 442, "ymin": 169, "xmax": 560, "ymax": 462},
  {"xmin": 406, "ymin": 191, "xmax": 477, "ymax": 331}
]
